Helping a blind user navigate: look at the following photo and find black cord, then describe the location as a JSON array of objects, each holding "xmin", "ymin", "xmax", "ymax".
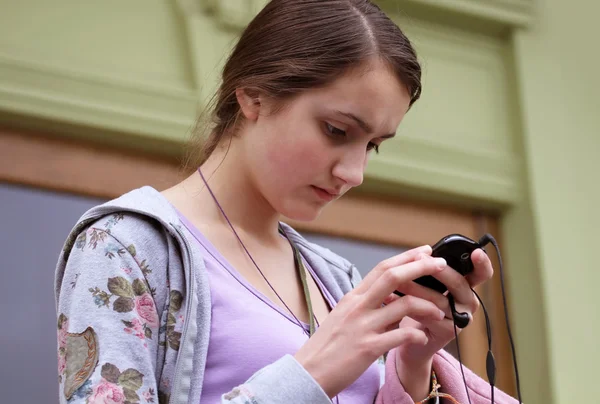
[
  {"xmin": 479, "ymin": 234, "xmax": 523, "ymax": 404},
  {"xmin": 448, "ymin": 294, "xmax": 473, "ymax": 404},
  {"xmin": 449, "ymin": 234, "xmax": 523, "ymax": 404},
  {"xmin": 472, "ymin": 289, "xmax": 495, "ymax": 403}
]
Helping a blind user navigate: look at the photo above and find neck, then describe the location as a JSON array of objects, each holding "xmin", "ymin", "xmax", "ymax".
[{"xmin": 179, "ymin": 143, "xmax": 282, "ymax": 244}]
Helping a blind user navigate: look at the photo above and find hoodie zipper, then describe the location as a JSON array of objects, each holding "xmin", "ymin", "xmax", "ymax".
[{"xmin": 169, "ymin": 224, "xmax": 196, "ymax": 404}]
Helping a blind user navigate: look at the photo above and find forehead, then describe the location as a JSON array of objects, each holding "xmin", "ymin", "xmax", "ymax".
[{"xmin": 302, "ymin": 61, "xmax": 411, "ymax": 133}]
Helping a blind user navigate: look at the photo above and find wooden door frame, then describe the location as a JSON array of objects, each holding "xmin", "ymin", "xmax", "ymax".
[{"xmin": 0, "ymin": 125, "xmax": 517, "ymax": 396}]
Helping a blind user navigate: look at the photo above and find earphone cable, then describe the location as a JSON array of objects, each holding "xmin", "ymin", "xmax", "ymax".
[
  {"xmin": 479, "ymin": 234, "xmax": 523, "ymax": 403},
  {"xmin": 449, "ymin": 294, "xmax": 473, "ymax": 404}
]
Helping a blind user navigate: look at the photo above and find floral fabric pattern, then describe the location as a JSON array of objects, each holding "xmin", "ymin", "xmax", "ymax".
[
  {"xmin": 56, "ymin": 213, "xmax": 184, "ymax": 403},
  {"xmin": 87, "ymin": 276, "xmax": 160, "ymax": 347},
  {"xmin": 165, "ymin": 290, "xmax": 183, "ymax": 351},
  {"xmin": 87, "ymin": 363, "xmax": 145, "ymax": 404}
]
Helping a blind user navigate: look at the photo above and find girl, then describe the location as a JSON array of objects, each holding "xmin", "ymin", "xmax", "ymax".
[{"xmin": 55, "ymin": 1, "xmax": 518, "ymax": 403}]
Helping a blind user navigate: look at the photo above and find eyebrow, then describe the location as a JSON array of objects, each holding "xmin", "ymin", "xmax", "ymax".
[{"xmin": 334, "ymin": 110, "xmax": 396, "ymax": 139}]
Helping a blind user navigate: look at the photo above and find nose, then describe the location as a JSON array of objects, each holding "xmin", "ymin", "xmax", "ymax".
[{"xmin": 331, "ymin": 148, "xmax": 365, "ymax": 188}]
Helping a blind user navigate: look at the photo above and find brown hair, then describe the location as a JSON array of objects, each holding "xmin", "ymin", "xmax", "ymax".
[{"xmin": 185, "ymin": 0, "xmax": 422, "ymax": 168}]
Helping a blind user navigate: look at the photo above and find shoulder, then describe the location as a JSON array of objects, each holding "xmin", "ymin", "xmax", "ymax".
[
  {"xmin": 61, "ymin": 186, "xmax": 179, "ymax": 262},
  {"xmin": 57, "ymin": 211, "xmax": 178, "ymax": 314},
  {"xmin": 280, "ymin": 222, "xmax": 363, "ymax": 291},
  {"xmin": 71, "ymin": 212, "xmax": 170, "ymax": 259},
  {"xmin": 63, "ymin": 212, "xmax": 172, "ymax": 286},
  {"xmin": 96, "ymin": 212, "xmax": 167, "ymax": 246}
]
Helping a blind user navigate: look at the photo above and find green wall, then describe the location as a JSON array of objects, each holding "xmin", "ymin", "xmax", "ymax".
[{"xmin": 513, "ymin": 0, "xmax": 600, "ymax": 401}]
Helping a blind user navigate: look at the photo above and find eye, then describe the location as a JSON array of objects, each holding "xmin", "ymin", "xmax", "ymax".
[
  {"xmin": 324, "ymin": 122, "xmax": 380, "ymax": 153},
  {"xmin": 324, "ymin": 122, "xmax": 346, "ymax": 137}
]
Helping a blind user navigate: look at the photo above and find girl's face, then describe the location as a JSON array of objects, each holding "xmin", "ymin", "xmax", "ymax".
[{"xmin": 240, "ymin": 60, "xmax": 412, "ymax": 221}]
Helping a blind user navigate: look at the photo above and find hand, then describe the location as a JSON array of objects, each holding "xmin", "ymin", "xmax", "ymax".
[
  {"xmin": 294, "ymin": 245, "xmax": 448, "ymax": 398},
  {"xmin": 391, "ymin": 248, "xmax": 494, "ymax": 399}
]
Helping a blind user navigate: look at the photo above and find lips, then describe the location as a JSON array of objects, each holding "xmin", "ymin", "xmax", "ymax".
[{"xmin": 311, "ymin": 186, "xmax": 340, "ymax": 202}]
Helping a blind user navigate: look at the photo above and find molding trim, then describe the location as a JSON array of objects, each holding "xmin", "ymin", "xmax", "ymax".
[
  {"xmin": 188, "ymin": 0, "xmax": 268, "ymax": 30},
  {"xmin": 0, "ymin": 52, "xmax": 198, "ymax": 144},
  {"xmin": 366, "ymin": 137, "xmax": 522, "ymax": 206},
  {"xmin": 194, "ymin": 0, "xmax": 533, "ymax": 31},
  {"xmin": 0, "ymin": 1, "xmax": 523, "ymax": 208},
  {"xmin": 0, "ymin": 52, "xmax": 521, "ymax": 207},
  {"xmin": 398, "ymin": 0, "xmax": 533, "ymax": 27}
]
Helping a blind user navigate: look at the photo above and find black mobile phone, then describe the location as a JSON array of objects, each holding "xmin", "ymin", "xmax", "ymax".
[{"xmin": 394, "ymin": 234, "xmax": 483, "ymax": 296}]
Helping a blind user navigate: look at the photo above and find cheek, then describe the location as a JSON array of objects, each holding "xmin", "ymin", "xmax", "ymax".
[{"xmin": 264, "ymin": 131, "xmax": 329, "ymax": 181}]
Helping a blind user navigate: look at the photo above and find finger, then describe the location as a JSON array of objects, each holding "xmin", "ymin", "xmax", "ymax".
[
  {"xmin": 387, "ymin": 289, "xmax": 473, "ymax": 324},
  {"xmin": 382, "ymin": 293, "xmax": 400, "ymax": 306},
  {"xmin": 377, "ymin": 327, "xmax": 428, "ymax": 353},
  {"xmin": 355, "ymin": 245, "xmax": 432, "ymax": 294},
  {"xmin": 373, "ymin": 295, "xmax": 445, "ymax": 331},
  {"xmin": 392, "ymin": 280, "xmax": 452, "ymax": 318},
  {"xmin": 412, "ymin": 317, "xmax": 460, "ymax": 340},
  {"xmin": 465, "ymin": 248, "xmax": 494, "ymax": 287},
  {"xmin": 430, "ymin": 260, "xmax": 474, "ymax": 307},
  {"xmin": 385, "ymin": 258, "xmax": 478, "ymax": 320},
  {"xmin": 363, "ymin": 255, "xmax": 446, "ymax": 308}
]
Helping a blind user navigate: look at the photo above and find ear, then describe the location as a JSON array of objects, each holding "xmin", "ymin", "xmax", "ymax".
[{"xmin": 235, "ymin": 87, "xmax": 261, "ymax": 122}]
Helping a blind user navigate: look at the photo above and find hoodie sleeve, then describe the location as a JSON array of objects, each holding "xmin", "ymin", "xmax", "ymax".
[
  {"xmin": 55, "ymin": 213, "xmax": 176, "ymax": 404},
  {"xmin": 375, "ymin": 348, "xmax": 518, "ymax": 404},
  {"xmin": 219, "ymin": 355, "xmax": 333, "ymax": 404}
]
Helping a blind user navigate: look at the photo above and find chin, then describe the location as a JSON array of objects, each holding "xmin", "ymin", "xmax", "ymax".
[{"xmin": 278, "ymin": 202, "xmax": 325, "ymax": 223}]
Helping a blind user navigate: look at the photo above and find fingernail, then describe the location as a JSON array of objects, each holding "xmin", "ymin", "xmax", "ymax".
[
  {"xmin": 476, "ymin": 250, "xmax": 485, "ymax": 263},
  {"xmin": 439, "ymin": 309, "xmax": 446, "ymax": 320},
  {"xmin": 434, "ymin": 258, "xmax": 446, "ymax": 269}
]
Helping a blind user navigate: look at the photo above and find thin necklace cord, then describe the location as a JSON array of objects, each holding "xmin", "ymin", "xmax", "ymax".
[{"xmin": 197, "ymin": 168, "xmax": 340, "ymax": 403}]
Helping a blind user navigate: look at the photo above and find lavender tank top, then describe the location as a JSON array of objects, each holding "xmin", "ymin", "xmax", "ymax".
[{"xmin": 176, "ymin": 212, "xmax": 381, "ymax": 403}]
